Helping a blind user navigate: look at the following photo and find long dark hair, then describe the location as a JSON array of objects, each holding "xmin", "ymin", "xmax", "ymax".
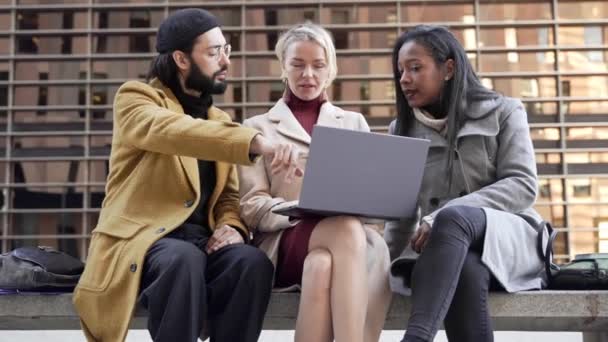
[
  {"xmin": 146, "ymin": 39, "xmax": 197, "ymax": 86},
  {"xmin": 391, "ymin": 25, "xmax": 497, "ymax": 168}
]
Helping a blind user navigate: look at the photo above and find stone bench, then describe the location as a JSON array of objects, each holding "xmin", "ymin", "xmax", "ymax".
[{"xmin": 1, "ymin": 291, "xmax": 607, "ymax": 341}]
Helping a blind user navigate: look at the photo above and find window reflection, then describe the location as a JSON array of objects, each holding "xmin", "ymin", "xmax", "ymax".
[
  {"xmin": 0, "ymin": 38, "xmax": 9, "ymax": 55},
  {"xmin": 16, "ymin": 10, "xmax": 87, "ymax": 30},
  {"xmin": 93, "ymin": 10, "xmax": 164, "ymax": 29},
  {"xmin": 565, "ymin": 152, "xmax": 608, "ymax": 175},
  {"xmin": 321, "ymin": 5, "xmax": 397, "ymax": 24},
  {"xmin": 559, "ymin": 26, "xmax": 608, "ymax": 46},
  {"xmin": 491, "ymin": 77, "xmax": 557, "ymax": 99},
  {"xmin": 88, "ymin": 187, "xmax": 105, "ymax": 209},
  {"xmin": 16, "ymin": 36, "xmax": 88, "ymax": 55},
  {"xmin": 536, "ymin": 153, "xmax": 563, "ymax": 175},
  {"xmin": 337, "ymin": 56, "xmax": 393, "ymax": 75},
  {"xmin": 12, "ymin": 136, "xmax": 85, "ymax": 159},
  {"xmin": 567, "ymin": 128, "xmax": 608, "ymax": 149},
  {"xmin": 94, "ymin": 0, "xmax": 164, "ymax": 3},
  {"xmin": 246, "ymin": 7, "xmax": 318, "ymax": 26},
  {"xmin": 18, "ymin": 0, "xmax": 87, "ymax": 3},
  {"xmin": 564, "ymin": 101, "xmax": 608, "ymax": 117},
  {"xmin": 479, "ymin": 27, "xmax": 554, "ymax": 47},
  {"xmin": 559, "ymin": 50, "xmax": 608, "ymax": 72},
  {"xmin": 561, "ymin": 76, "xmax": 608, "ymax": 98},
  {"xmin": 479, "ymin": 1, "xmax": 552, "ymax": 21},
  {"xmin": 93, "ymin": 34, "xmax": 156, "ymax": 53},
  {"xmin": 0, "ymin": 12, "xmax": 10, "ymax": 30},
  {"xmin": 480, "ymin": 52, "xmax": 555, "ymax": 72},
  {"xmin": 14, "ymin": 85, "xmax": 86, "ymax": 106},
  {"xmin": 558, "ymin": 1, "xmax": 608, "ymax": 20},
  {"xmin": 13, "ymin": 110, "xmax": 86, "ymax": 131},
  {"xmin": 15, "ymin": 60, "xmax": 87, "ymax": 80},
  {"xmin": 531, "ymin": 128, "xmax": 560, "ymax": 149},
  {"xmin": 401, "ymin": 3, "xmax": 474, "ymax": 23},
  {"xmin": 170, "ymin": 7, "xmax": 241, "ymax": 27},
  {"xmin": 247, "ymin": 81, "xmax": 283, "ymax": 103},
  {"xmin": 90, "ymin": 136, "xmax": 111, "ymax": 158}
]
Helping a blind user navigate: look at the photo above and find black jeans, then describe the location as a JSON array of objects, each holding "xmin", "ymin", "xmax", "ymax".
[
  {"xmin": 403, "ymin": 205, "xmax": 500, "ymax": 342},
  {"xmin": 138, "ymin": 224, "xmax": 274, "ymax": 342}
]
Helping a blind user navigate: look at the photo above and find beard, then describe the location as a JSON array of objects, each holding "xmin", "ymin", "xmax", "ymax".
[{"xmin": 185, "ymin": 61, "xmax": 227, "ymax": 95}]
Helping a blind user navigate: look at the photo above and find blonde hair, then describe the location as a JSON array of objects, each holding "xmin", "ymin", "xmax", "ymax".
[{"xmin": 274, "ymin": 22, "xmax": 338, "ymax": 88}]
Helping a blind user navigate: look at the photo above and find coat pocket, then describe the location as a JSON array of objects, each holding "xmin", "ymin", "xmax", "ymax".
[{"xmin": 77, "ymin": 216, "xmax": 147, "ymax": 292}]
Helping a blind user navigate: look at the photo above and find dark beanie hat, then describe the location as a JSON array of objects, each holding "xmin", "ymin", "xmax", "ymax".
[{"xmin": 156, "ymin": 8, "xmax": 220, "ymax": 53}]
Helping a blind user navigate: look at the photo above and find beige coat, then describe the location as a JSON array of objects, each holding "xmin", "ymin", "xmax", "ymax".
[
  {"xmin": 238, "ymin": 99, "xmax": 390, "ymax": 290},
  {"xmin": 73, "ymin": 79, "xmax": 259, "ymax": 342}
]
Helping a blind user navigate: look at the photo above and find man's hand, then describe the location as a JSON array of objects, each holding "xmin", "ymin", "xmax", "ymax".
[
  {"xmin": 410, "ymin": 221, "xmax": 432, "ymax": 254},
  {"xmin": 250, "ymin": 134, "xmax": 303, "ymax": 182},
  {"xmin": 206, "ymin": 225, "xmax": 244, "ymax": 254}
]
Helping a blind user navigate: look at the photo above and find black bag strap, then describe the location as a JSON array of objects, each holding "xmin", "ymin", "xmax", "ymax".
[{"xmin": 536, "ymin": 220, "xmax": 559, "ymax": 280}]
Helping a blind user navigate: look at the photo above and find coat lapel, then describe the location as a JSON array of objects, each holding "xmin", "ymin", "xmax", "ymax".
[
  {"xmin": 267, "ymin": 99, "xmax": 345, "ymax": 146},
  {"xmin": 316, "ymin": 102, "xmax": 344, "ymax": 130},
  {"xmin": 151, "ymin": 80, "xmax": 200, "ymax": 195},
  {"xmin": 268, "ymin": 99, "xmax": 312, "ymax": 145}
]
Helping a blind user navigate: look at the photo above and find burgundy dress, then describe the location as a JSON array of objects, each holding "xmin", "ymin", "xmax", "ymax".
[{"xmin": 274, "ymin": 89, "xmax": 326, "ymax": 288}]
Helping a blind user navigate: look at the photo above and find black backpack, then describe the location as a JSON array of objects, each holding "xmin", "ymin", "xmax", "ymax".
[
  {"xmin": 0, "ymin": 246, "xmax": 84, "ymax": 290},
  {"xmin": 538, "ymin": 222, "xmax": 608, "ymax": 289}
]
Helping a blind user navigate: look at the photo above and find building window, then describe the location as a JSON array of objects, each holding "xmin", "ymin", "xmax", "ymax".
[
  {"xmin": 265, "ymin": 9, "xmax": 278, "ymax": 50},
  {"xmin": 129, "ymin": 11, "xmax": 151, "ymax": 53},
  {"xmin": 36, "ymin": 73, "xmax": 48, "ymax": 116},
  {"xmin": 17, "ymin": 12, "xmax": 38, "ymax": 53},
  {"xmin": 96, "ymin": 11, "xmax": 108, "ymax": 53},
  {"xmin": 584, "ymin": 26, "xmax": 603, "ymax": 62},
  {"xmin": 61, "ymin": 12, "xmax": 74, "ymax": 54}
]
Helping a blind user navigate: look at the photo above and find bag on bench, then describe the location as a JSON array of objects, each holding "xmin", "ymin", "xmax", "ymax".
[
  {"xmin": 0, "ymin": 246, "xmax": 84, "ymax": 290},
  {"xmin": 537, "ymin": 221, "xmax": 608, "ymax": 290}
]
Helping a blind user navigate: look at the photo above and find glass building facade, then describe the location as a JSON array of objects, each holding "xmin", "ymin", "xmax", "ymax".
[{"xmin": 0, "ymin": 0, "xmax": 606, "ymax": 262}]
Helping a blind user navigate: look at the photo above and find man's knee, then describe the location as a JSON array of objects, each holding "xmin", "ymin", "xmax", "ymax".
[
  {"xmin": 230, "ymin": 245, "xmax": 274, "ymax": 280},
  {"xmin": 151, "ymin": 239, "xmax": 205, "ymax": 275}
]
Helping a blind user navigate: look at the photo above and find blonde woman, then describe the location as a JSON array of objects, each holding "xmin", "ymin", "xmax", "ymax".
[{"xmin": 238, "ymin": 23, "xmax": 391, "ymax": 342}]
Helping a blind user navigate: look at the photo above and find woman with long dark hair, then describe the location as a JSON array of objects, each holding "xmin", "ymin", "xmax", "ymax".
[{"xmin": 385, "ymin": 25, "xmax": 550, "ymax": 342}]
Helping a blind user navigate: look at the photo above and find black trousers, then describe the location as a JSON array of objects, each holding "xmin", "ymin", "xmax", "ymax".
[
  {"xmin": 138, "ymin": 225, "xmax": 274, "ymax": 342},
  {"xmin": 403, "ymin": 206, "xmax": 501, "ymax": 342}
]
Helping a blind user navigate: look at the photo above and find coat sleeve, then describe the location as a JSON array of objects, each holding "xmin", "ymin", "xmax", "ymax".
[
  {"xmin": 383, "ymin": 119, "xmax": 420, "ymax": 259},
  {"xmin": 214, "ymin": 164, "xmax": 250, "ymax": 242},
  {"xmin": 114, "ymin": 81, "xmax": 259, "ymax": 165},
  {"xmin": 428, "ymin": 99, "xmax": 538, "ymax": 220},
  {"xmin": 238, "ymin": 119, "xmax": 295, "ymax": 233}
]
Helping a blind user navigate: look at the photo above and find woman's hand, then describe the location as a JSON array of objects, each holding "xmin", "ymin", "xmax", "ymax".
[{"xmin": 410, "ymin": 221, "xmax": 432, "ymax": 254}]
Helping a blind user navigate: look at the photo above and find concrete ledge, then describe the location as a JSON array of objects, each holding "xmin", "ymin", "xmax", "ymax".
[{"xmin": 0, "ymin": 291, "xmax": 608, "ymax": 332}]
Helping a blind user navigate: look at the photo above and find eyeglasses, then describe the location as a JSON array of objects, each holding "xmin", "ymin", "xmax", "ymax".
[{"xmin": 206, "ymin": 44, "xmax": 232, "ymax": 61}]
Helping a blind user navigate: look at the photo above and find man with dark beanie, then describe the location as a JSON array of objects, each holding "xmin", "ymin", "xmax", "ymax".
[{"xmin": 73, "ymin": 8, "xmax": 301, "ymax": 342}]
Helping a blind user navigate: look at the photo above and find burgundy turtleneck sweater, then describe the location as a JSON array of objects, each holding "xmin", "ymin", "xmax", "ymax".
[{"xmin": 283, "ymin": 88, "xmax": 326, "ymax": 135}]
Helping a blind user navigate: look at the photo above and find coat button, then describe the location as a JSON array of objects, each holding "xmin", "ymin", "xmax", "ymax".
[
  {"xmin": 430, "ymin": 197, "xmax": 439, "ymax": 206},
  {"xmin": 184, "ymin": 199, "xmax": 195, "ymax": 208},
  {"xmin": 130, "ymin": 263, "xmax": 137, "ymax": 272},
  {"xmin": 156, "ymin": 227, "xmax": 166, "ymax": 234}
]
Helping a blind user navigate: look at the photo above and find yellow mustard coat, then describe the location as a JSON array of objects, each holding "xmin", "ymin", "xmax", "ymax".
[{"xmin": 73, "ymin": 79, "xmax": 259, "ymax": 342}]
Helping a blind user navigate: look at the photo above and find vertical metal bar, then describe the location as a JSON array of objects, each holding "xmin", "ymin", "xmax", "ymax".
[
  {"xmin": 1, "ymin": 0, "xmax": 16, "ymax": 253},
  {"xmin": 552, "ymin": 0, "xmax": 571, "ymax": 259}
]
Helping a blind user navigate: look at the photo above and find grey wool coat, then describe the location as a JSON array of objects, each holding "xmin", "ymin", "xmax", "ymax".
[{"xmin": 384, "ymin": 96, "xmax": 550, "ymax": 295}]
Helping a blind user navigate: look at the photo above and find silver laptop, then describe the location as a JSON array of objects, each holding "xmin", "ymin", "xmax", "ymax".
[{"xmin": 272, "ymin": 125, "xmax": 430, "ymax": 220}]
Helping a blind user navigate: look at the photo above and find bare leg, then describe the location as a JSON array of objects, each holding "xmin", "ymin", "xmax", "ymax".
[
  {"xmin": 307, "ymin": 216, "xmax": 368, "ymax": 342},
  {"xmin": 294, "ymin": 248, "xmax": 334, "ymax": 342},
  {"xmin": 363, "ymin": 227, "xmax": 392, "ymax": 342}
]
